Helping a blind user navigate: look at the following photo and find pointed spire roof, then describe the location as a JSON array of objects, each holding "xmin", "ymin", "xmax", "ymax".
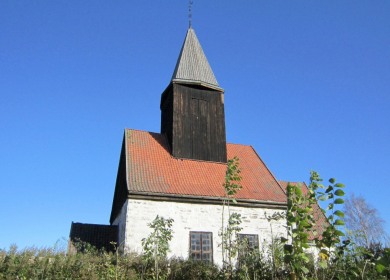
[{"xmin": 171, "ymin": 28, "xmax": 223, "ymax": 92}]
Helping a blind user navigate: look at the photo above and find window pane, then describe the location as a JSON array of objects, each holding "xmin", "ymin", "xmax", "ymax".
[
  {"xmin": 202, "ymin": 253, "xmax": 211, "ymax": 261},
  {"xmin": 190, "ymin": 231, "xmax": 212, "ymax": 262},
  {"xmin": 239, "ymin": 234, "xmax": 259, "ymax": 250}
]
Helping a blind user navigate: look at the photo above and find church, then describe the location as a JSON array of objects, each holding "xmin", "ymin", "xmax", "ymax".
[{"xmin": 69, "ymin": 26, "xmax": 309, "ymax": 266}]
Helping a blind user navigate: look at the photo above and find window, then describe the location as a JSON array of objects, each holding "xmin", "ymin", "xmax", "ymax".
[
  {"xmin": 238, "ymin": 234, "xmax": 259, "ymax": 252},
  {"xmin": 190, "ymin": 232, "xmax": 213, "ymax": 262},
  {"xmin": 237, "ymin": 234, "xmax": 259, "ymax": 266}
]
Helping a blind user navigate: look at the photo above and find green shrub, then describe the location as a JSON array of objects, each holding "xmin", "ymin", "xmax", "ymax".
[
  {"xmin": 0, "ymin": 242, "xmax": 388, "ymax": 279},
  {"xmin": 0, "ymin": 244, "xmax": 139, "ymax": 280},
  {"xmin": 168, "ymin": 258, "xmax": 220, "ymax": 280}
]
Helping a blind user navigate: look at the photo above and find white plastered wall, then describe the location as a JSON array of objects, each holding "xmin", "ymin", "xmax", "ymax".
[
  {"xmin": 112, "ymin": 200, "xmax": 128, "ymax": 251},
  {"xmin": 113, "ymin": 198, "xmax": 287, "ymax": 267}
]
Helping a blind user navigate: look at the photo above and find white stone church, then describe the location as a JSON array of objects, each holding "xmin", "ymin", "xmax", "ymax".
[{"xmin": 70, "ymin": 27, "xmax": 323, "ymax": 266}]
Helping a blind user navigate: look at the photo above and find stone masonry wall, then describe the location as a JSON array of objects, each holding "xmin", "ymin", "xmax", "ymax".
[{"xmin": 113, "ymin": 198, "xmax": 287, "ymax": 267}]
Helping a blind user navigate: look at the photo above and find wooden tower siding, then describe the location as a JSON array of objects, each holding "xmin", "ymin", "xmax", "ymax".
[
  {"xmin": 161, "ymin": 83, "xmax": 227, "ymax": 163},
  {"xmin": 161, "ymin": 84, "xmax": 174, "ymax": 149}
]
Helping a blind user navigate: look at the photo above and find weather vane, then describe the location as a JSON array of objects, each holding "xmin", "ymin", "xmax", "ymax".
[{"xmin": 189, "ymin": 0, "xmax": 193, "ymax": 28}]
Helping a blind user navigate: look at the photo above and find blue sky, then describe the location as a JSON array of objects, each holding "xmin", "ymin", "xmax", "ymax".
[{"xmin": 1, "ymin": 1, "xmax": 389, "ymax": 249}]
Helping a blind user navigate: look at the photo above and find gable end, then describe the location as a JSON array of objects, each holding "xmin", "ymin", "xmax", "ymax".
[{"xmin": 110, "ymin": 132, "xmax": 128, "ymax": 224}]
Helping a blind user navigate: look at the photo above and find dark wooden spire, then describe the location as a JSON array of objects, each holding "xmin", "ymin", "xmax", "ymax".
[{"xmin": 161, "ymin": 28, "xmax": 227, "ymax": 163}]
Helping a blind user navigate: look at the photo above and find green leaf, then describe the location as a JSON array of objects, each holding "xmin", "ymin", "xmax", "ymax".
[
  {"xmin": 376, "ymin": 263, "xmax": 386, "ymax": 274},
  {"xmin": 334, "ymin": 198, "xmax": 344, "ymax": 204},
  {"xmin": 318, "ymin": 260, "xmax": 328, "ymax": 269},
  {"xmin": 301, "ymin": 220, "xmax": 311, "ymax": 228},
  {"xmin": 334, "ymin": 189, "xmax": 345, "ymax": 196},
  {"xmin": 342, "ymin": 239, "xmax": 351, "ymax": 245},
  {"xmin": 318, "ymin": 194, "xmax": 327, "ymax": 201},
  {"xmin": 325, "ymin": 186, "xmax": 333, "ymax": 193},
  {"xmin": 301, "ymin": 266, "xmax": 309, "ymax": 274},
  {"xmin": 295, "ymin": 187, "xmax": 303, "ymax": 196},
  {"xmin": 334, "ymin": 219, "xmax": 345, "ymax": 226},
  {"xmin": 288, "ymin": 216, "xmax": 296, "ymax": 223},
  {"xmin": 334, "ymin": 210, "xmax": 345, "ymax": 217},
  {"xmin": 335, "ymin": 183, "xmax": 345, "ymax": 188},
  {"xmin": 329, "ymin": 178, "xmax": 336, "ymax": 184}
]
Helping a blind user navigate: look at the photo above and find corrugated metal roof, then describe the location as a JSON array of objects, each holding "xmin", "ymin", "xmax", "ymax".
[
  {"xmin": 124, "ymin": 129, "xmax": 286, "ymax": 204},
  {"xmin": 171, "ymin": 28, "xmax": 223, "ymax": 92}
]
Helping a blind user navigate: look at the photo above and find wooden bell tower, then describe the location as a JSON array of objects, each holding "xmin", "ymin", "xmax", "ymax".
[{"xmin": 160, "ymin": 28, "xmax": 227, "ymax": 163}]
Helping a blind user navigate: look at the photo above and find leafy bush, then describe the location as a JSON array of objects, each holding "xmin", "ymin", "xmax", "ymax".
[
  {"xmin": 0, "ymin": 244, "xmax": 139, "ymax": 280},
  {"xmin": 169, "ymin": 258, "xmax": 220, "ymax": 280},
  {"xmin": 1, "ymin": 243, "xmax": 388, "ymax": 279}
]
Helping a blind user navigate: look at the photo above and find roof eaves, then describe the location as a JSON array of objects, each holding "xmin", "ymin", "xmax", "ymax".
[
  {"xmin": 172, "ymin": 79, "xmax": 224, "ymax": 92},
  {"xmin": 127, "ymin": 191, "xmax": 288, "ymax": 209}
]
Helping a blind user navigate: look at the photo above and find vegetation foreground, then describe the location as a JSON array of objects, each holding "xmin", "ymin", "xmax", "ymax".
[{"xmin": 1, "ymin": 242, "xmax": 389, "ymax": 280}]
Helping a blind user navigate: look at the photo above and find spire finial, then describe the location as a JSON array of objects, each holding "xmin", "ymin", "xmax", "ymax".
[{"xmin": 189, "ymin": 0, "xmax": 193, "ymax": 28}]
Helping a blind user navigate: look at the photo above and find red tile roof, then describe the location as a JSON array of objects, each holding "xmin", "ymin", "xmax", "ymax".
[
  {"xmin": 124, "ymin": 129, "xmax": 287, "ymax": 204},
  {"xmin": 278, "ymin": 181, "xmax": 329, "ymax": 240}
]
